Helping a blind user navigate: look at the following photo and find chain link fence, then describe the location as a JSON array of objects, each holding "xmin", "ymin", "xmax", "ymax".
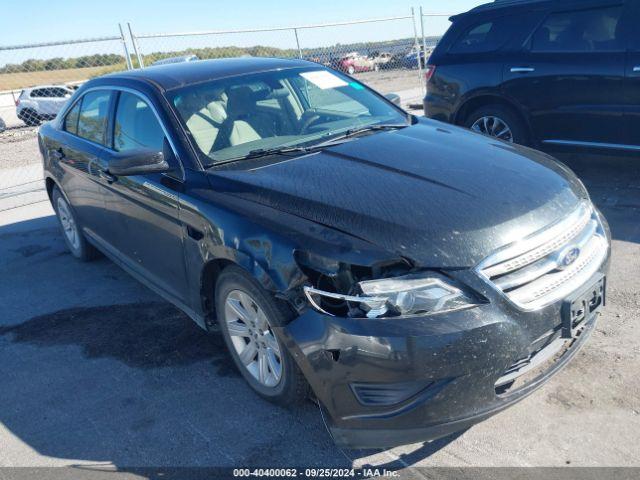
[
  {"xmin": 129, "ymin": 13, "xmax": 433, "ymax": 108},
  {"xmin": 0, "ymin": 29, "xmax": 132, "ymax": 211},
  {"xmin": 0, "ymin": 11, "xmax": 452, "ymax": 212}
]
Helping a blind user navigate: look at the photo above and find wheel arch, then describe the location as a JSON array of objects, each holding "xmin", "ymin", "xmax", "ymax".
[
  {"xmin": 45, "ymin": 176, "xmax": 56, "ymax": 203},
  {"xmin": 197, "ymin": 247, "xmax": 300, "ymax": 331},
  {"xmin": 199, "ymin": 257, "xmax": 236, "ymax": 329}
]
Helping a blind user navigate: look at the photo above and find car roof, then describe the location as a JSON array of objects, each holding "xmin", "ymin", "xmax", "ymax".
[
  {"xmin": 100, "ymin": 57, "xmax": 317, "ymax": 91},
  {"xmin": 458, "ymin": 0, "xmax": 621, "ymax": 18},
  {"xmin": 24, "ymin": 84, "xmax": 71, "ymax": 91}
]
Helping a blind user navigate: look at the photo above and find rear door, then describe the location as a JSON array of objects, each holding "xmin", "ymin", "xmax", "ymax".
[
  {"xmin": 502, "ymin": 2, "xmax": 629, "ymax": 147},
  {"xmin": 625, "ymin": 0, "xmax": 640, "ymax": 147},
  {"xmin": 53, "ymin": 90, "xmax": 114, "ymax": 240},
  {"xmin": 102, "ymin": 89, "xmax": 189, "ymax": 303}
]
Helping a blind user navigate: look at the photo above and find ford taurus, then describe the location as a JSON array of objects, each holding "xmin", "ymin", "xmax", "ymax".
[{"xmin": 38, "ymin": 58, "xmax": 610, "ymax": 448}]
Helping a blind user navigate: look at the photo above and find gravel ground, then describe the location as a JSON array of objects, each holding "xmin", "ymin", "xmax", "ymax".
[
  {"xmin": 0, "ymin": 128, "xmax": 39, "ymax": 170},
  {"xmin": 0, "ymin": 152, "xmax": 638, "ymax": 475}
]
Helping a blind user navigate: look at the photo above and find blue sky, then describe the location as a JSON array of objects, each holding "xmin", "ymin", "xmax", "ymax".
[{"xmin": 1, "ymin": 1, "xmax": 485, "ymax": 45}]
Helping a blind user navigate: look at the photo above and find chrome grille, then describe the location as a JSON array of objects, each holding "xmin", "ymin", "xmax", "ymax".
[{"xmin": 477, "ymin": 202, "xmax": 608, "ymax": 310}]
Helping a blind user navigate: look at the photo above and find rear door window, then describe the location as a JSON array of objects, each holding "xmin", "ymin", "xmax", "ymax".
[
  {"xmin": 76, "ymin": 90, "xmax": 112, "ymax": 145},
  {"xmin": 531, "ymin": 6, "xmax": 624, "ymax": 52},
  {"xmin": 450, "ymin": 16, "xmax": 516, "ymax": 53},
  {"xmin": 50, "ymin": 88, "xmax": 71, "ymax": 98}
]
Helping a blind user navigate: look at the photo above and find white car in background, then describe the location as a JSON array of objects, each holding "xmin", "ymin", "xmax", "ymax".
[{"xmin": 16, "ymin": 85, "xmax": 74, "ymax": 126}]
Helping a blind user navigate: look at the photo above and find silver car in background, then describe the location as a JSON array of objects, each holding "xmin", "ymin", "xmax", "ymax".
[{"xmin": 16, "ymin": 85, "xmax": 74, "ymax": 126}]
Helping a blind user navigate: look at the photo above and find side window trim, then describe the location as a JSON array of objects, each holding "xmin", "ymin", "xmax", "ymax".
[
  {"xmin": 64, "ymin": 96, "xmax": 83, "ymax": 136},
  {"xmin": 60, "ymin": 86, "xmax": 185, "ymax": 181},
  {"xmin": 106, "ymin": 91, "xmax": 119, "ymax": 151},
  {"xmin": 527, "ymin": 4, "xmax": 626, "ymax": 53},
  {"xmin": 62, "ymin": 92, "xmax": 108, "ymax": 148},
  {"xmin": 73, "ymin": 90, "xmax": 113, "ymax": 148}
]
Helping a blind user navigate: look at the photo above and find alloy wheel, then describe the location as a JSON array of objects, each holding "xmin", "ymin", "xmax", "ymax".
[
  {"xmin": 470, "ymin": 116, "xmax": 514, "ymax": 143},
  {"xmin": 224, "ymin": 289, "xmax": 283, "ymax": 388},
  {"xmin": 56, "ymin": 197, "xmax": 80, "ymax": 250}
]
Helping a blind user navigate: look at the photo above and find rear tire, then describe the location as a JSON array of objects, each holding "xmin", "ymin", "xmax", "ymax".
[
  {"xmin": 52, "ymin": 186, "xmax": 100, "ymax": 261},
  {"xmin": 464, "ymin": 104, "xmax": 529, "ymax": 146},
  {"xmin": 19, "ymin": 109, "xmax": 41, "ymax": 127},
  {"xmin": 215, "ymin": 266, "xmax": 309, "ymax": 406}
]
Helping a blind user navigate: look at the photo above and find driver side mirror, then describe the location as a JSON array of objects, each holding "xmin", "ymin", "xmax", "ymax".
[{"xmin": 108, "ymin": 148, "xmax": 170, "ymax": 176}]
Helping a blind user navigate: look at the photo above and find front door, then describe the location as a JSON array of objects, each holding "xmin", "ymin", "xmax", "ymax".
[
  {"xmin": 502, "ymin": 3, "xmax": 629, "ymax": 147},
  {"xmin": 102, "ymin": 90, "xmax": 189, "ymax": 303}
]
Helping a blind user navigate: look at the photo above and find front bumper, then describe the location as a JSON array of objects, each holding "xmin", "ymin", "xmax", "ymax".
[{"xmin": 279, "ymin": 258, "xmax": 609, "ymax": 449}]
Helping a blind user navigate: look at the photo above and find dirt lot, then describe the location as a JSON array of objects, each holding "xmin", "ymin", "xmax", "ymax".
[
  {"xmin": 0, "ymin": 148, "xmax": 638, "ymax": 474},
  {"xmin": 0, "ymin": 65, "xmax": 126, "ymax": 91}
]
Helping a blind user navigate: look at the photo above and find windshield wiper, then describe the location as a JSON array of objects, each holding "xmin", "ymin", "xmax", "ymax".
[
  {"xmin": 213, "ymin": 145, "xmax": 312, "ymax": 165},
  {"xmin": 307, "ymin": 123, "xmax": 409, "ymax": 150},
  {"xmin": 210, "ymin": 124, "xmax": 409, "ymax": 166}
]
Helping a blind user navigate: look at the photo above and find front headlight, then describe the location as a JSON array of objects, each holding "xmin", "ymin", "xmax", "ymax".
[{"xmin": 304, "ymin": 272, "xmax": 479, "ymax": 319}]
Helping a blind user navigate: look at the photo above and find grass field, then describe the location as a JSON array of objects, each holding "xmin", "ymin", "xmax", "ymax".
[{"xmin": 0, "ymin": 64, "xmax": 127, "ymax": 91}]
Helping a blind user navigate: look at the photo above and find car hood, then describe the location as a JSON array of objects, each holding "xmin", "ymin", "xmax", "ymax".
[{"xmin": 206, "ymin": 120, "xmax": 587, "ymax": 268}]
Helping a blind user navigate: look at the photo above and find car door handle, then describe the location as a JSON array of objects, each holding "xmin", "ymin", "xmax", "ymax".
[
  {"xmin": 510, "ymin": 67, "xmax": 535, "ymax": 73},
  {"xmin": 98, "ymin": 170, "xmax": 117, "ymax": 184}
]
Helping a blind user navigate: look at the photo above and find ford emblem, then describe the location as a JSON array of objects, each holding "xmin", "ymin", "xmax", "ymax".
[{"xmin": 558, "ymin": 247, "xmax": 580, "ymax": 269}]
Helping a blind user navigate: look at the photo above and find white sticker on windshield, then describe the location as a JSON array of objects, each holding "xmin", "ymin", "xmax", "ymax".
[{"xmin": 300, "ymin": 71, "xmax": 348, "ymax": 90}]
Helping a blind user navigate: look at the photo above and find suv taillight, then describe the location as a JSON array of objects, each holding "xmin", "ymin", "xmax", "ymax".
[{"xmin": 425, "ymin": 65, "xmax": 436, "ymax": 83}]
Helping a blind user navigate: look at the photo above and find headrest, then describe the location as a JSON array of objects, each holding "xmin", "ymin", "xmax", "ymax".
[
  {"xmin": 206, "ymin": 101, "xmax": 227, "ymax": 124},
  {"xmin": 226, "ymin": 86, "xmax": 258, "ymax": 117},
  {"xmin": 267, "ymin": 88, "xmax": 290, "ymax": 100}
]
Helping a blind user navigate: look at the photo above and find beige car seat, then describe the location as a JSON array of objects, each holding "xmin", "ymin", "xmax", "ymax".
[
  {"xmin": 214, "ymin": 86, "xmax": 278, "ymax": 150},
  {"xmin": 185, "ymin": 100, "xmax": 228, "ymax": 154}
]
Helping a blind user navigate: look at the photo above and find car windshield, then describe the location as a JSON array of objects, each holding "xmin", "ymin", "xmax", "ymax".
[{"xmin": 169, "ymin": 66, "xmax": 409, "ymax": 165}]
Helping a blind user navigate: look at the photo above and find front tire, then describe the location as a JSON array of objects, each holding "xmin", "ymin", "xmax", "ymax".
[
  {"xmin": 464, "ymin": 104, "xmax": 529, "ymax": 146},
  {"xmin": 215, "ymin": 266, "xmax": 309, "ymax": 406},
  {"xmin": 52, "ymin": 186, "xmax": 100, "ymax": 261}
]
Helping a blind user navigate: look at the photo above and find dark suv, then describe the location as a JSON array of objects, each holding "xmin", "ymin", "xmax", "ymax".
[{"xmin": 424, "ymin": 0, "xmax": 639, "ymax": 152}]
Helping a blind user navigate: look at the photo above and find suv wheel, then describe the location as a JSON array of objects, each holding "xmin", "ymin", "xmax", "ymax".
[
  {"xmin": 464, "ymin": 104, "xmax": 528, "ymax": 146},
  {"xmin": 215, "ymin": 266, "xmax": 309, "ymax": 406},
  {"xmin": 52, "ymin": 186, "xmax": 100, "ymax": 261}
]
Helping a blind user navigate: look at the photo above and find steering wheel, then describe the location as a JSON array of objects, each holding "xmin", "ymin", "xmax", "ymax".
[{"xmin": 299, "ymin": 111, "xmax": 323, "ymax": 134}]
